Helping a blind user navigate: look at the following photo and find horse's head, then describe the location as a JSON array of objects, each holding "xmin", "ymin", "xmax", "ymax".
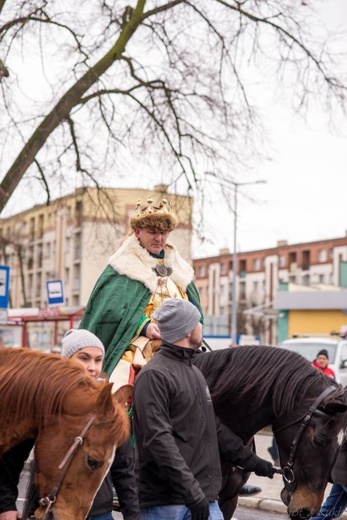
[
  {"xmin": 33, "ymin": 383, "xmax": 131, "ymax": 520},
  {"xmin": 274, "ymin": 384, "xmax": 347, "ymax": 520}
]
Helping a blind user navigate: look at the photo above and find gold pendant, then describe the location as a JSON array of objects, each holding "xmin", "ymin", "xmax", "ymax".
[{"xmin": 154, "ymin": 264, "xmax": 172, "ymax": 277}]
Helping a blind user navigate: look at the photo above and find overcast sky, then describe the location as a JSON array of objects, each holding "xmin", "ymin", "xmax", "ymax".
[
  {"xmin": 2, "ymin": 1, "xmax": 347, "ymax": 261},
  {"xmin": 195, "ymin": 100, "xmax": 347, "ymax": 258},
  {"xmin": 191, "ymin": 0, "xmax": 347, "ymax": 259}
]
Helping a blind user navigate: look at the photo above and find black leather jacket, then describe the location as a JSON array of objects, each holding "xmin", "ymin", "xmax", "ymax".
[{"xmin": 133, "ymin": 342, "xmax": 222, "ymax": 508}]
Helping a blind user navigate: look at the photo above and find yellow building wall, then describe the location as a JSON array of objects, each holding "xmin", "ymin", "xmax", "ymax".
[{"xmin": 288, "ymin": 310, "xmax": 347, "ymax": 337}]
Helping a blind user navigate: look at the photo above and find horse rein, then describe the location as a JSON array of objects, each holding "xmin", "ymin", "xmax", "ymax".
[
  {"xmin": 39, "ymin": 413, "xmax": 96, "ymax": 518},
  {"xmin": 273, "ymin": 384, "xmax": 338, "ymax": 492}
]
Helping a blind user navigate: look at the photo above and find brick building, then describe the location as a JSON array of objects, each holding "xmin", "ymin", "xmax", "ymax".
[{"xmin": 193, "ymin": 235, "xmax": 347, "ymax": 345}]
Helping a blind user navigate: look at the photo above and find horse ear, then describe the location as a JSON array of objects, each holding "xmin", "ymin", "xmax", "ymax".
[
  {"xmin": 324, "ymin": 401, "xmax": 347, "ymax": 414},
  {"xmin": 96, "ymin": 382, "xmax": 115, "ymax": 415},
  {"xmin": 113, "ymin": 384, "xmax": 133, "ymax": 408}
]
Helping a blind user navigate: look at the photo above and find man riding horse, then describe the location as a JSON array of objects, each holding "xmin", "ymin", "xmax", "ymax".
[{"xmin": 79, "ymin": 195, "xmax": 203, "ymax": 387}]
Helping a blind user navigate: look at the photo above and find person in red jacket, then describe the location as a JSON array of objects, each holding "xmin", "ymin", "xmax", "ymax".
[{"xmin": 312, "ymin": 349, "xmax": 335, "ymax": 379}]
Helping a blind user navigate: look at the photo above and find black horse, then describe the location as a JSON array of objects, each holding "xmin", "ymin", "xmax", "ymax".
[{"xmin": 193, "ymin": 345, "xmax": 347, "ymax": 520}]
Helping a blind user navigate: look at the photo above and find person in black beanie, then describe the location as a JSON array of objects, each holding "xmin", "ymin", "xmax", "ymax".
[
  {"xmin": 132, "ymin": 299, "xmax": 275, "ymax": 520},
  {"xmin": 312, "ymin": 349, "xmax": 335, "ymax": 379}
]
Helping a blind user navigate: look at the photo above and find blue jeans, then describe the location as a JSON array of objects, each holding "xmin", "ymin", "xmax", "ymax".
[
  {"xmin": 140, "ymin": 501, "xmax": 223, "ymax": 519},
  {"xmin": 311, "ymin": 483, "xmax": 347, "ymax": 519},
  {"xmin": 87, "ymin": 512, "xmax": 113, "ymax": 520}
]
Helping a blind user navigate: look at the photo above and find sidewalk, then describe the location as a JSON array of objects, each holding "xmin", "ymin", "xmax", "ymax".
[{"xmin": 238, "ymin": 431, "xmax": 347, "ymax": 519}]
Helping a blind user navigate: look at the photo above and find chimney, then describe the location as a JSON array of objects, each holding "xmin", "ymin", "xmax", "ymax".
[
  {"xmin": 277, "ymin": 240, "xmax": 288, "ymax": 247},
  {"xmin": 219, "ymin": 248, "xmax": 230, "ymax": 255},
  {"xmin": 154, "ymin": 184, "xmax": 169, "ymax": 193}
]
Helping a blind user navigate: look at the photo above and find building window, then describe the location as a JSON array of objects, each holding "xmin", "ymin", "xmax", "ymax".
[
  {"xmin": 279, "ymin": 255, "xmax": 285, "ymax": 268},
  {"xmin": 75, "ymin": 200, "xmax": 83, "ymax": 227},
  {"xmin": 239, "ymin": 259, "xmax": 247, "ymax": 272},
  {"xmin": 29, "ymin": 218, "xmax": 35, "ymax": 241},
  {"xmin": 37, "ymin": 244, "xmax": 43, "ymax": 268},
  {"xmin": 198, "ymin": 265, "xmax": 205, "ymax": 277},
  {"xmin": 74, "ymin": 233, "xmax": 81, "ymax": 260},
  {"xmin": 318, "ymin": 274, "xmax": 325, "ymax": 283},
  {"xmin": 253, "ymin": 281, "xmax": 259, "ymax": 292},
  {"xmin": 253, "ymin": 259, "xmax": 260, "ymax": 271},
  {"xmin": 303, "ymin": 275, "xmax": 310, "ymax": 286},
  {"xmin": 221, "ymin": 263, "xmax": 226, "ymax": 275},
  {"xmin": 44, "ymin": 242, "xmax": 51, "ymax": 258},
  {"xmin": 38, "ymin": 214, "xmax": 44, "ymax": 239},
  {"xmin": 318, "ymin": 249, "xmax": 327, "ymax": 262},
  {"xmin": 239, "ymin": 281, "xmax": 246, "ymax": 300},
  {"xmin": 288, "ymin": 252, "xmax": 297, "ymax": 265}
]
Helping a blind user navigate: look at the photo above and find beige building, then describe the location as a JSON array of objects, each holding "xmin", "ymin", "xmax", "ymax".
[{"xmin": 0, "ymin": 186, "xmax": 193, "ymax": 311}]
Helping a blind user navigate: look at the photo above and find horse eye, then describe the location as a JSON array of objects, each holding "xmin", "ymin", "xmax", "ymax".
[
  {"xmin": 87, "ymin": 456, "xmax": 101, "ymax": 470},
  {"xmin": 313, "ymin": 436, "xmax": 327, "ymax": 448}
]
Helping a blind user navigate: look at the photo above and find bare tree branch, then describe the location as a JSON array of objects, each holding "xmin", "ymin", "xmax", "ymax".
[{"xmin": 0, "ymin": 0, "xmax": 346, "ymax": 215}]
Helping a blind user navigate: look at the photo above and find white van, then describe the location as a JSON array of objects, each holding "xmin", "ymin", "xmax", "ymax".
[{"xmin": 279, "ymin": 336, "xmax": 347, "ymax": 386}]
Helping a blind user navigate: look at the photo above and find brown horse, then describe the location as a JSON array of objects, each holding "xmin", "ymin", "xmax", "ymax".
[
  {"xmin": 193, "ymin": 346, "xmax": 347, "ymax": 520},
  {"xmin": 0, "ymin": 347, "xmax": 130, "ymax": 520}
]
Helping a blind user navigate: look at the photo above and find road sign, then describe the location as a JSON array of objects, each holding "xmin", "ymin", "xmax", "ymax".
[
  {"xmin": 46, "ymin": 279, "xmax": 65, "ymax": 306},
  {"xmin": 0, "ymin": 265, "xmax": 10, "ymax": 308}
]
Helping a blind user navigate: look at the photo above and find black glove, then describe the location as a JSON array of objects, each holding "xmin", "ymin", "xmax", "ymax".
[
  {"xmin": 188, "ymin": 497, "xmax": 210, "ymax": 520},
  {"xmin": 253, "ymin": 458, "xmax": 276, "ymax": 478}
]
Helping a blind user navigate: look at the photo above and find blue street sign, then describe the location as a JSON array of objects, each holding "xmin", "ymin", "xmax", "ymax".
[
  {"xmin": 46, "ymin": 279, "xmax": 65, "ymax": 306},
  {"xmin": 0, "ymin": 265, "xmax": 10, "ymax": 308}
]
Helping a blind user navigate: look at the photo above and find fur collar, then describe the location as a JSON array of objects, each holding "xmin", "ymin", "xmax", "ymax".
[{"xmin": 108, "ymin": 234, "xmax": 194, "ymax": 293}]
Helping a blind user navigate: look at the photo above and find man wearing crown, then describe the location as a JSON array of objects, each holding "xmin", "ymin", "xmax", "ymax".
[{"xmin": 79, "ymin": 196, "xmax": 202, "ymax": 387}]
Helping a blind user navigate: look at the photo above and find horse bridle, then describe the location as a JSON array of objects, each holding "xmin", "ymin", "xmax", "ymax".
[
  {"xmin": 273, "ymin": 384, "xmax": 338, "ymax": 492},
  {"xmin": 38, "ymin": 413, "xmax": 96, "ymax": 519}
]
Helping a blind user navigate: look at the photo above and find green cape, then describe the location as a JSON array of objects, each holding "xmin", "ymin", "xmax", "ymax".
[{"xmin": 79, "ymin": 264, "xmax": 202, "ymax": 375}]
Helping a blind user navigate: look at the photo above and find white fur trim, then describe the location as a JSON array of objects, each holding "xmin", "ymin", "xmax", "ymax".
[{"xmin": 108, "ymin": 234, "xmax": 194, "ymax": 293}]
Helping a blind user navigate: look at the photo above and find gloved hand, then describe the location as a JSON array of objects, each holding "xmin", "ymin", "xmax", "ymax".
[
  {"xmin": 253, "ymin": 458, "xmax": 276, "ymax": 478},
  {"xmin": 188, "ymin": 497, "xmax": 210, "ymax": 520}
]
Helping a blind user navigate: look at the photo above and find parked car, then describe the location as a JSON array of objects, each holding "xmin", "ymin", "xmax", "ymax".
[{"xmin": 279, "ymin": 336, "xmax": 347, "ymax": 386}]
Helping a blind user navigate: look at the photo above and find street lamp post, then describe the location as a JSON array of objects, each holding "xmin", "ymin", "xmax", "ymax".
[
  {"xmin": 204, "ymin": 172, "xmax": 266, "ymax": 345},
  {"xmin": 229, "ymin": 179, "xmax": 267, "ymax": 345}
]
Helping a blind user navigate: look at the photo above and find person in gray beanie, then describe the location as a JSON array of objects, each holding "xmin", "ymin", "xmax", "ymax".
[
  {"xmin": 133, "ymin": 298, "xmax": 275, "ymax": 520},
  {"xmin": 133, "ymin": 298, "xmax": 214, "ymax": 520},
  {"xmin": 61, "ymin": 328, "xmax": 105, "ymax": 359},
  {"xmin": 153, "ymin": 298, "xmax": 202, "ymax": 346}
]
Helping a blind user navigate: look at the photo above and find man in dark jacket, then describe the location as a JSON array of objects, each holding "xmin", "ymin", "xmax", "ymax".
[{"xmin": 132, "ymin": 299, "xmax": 275, "ymax": 520}]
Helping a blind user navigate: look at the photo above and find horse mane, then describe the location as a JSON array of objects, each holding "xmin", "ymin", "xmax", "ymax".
[
  {"xmin": 0, "ymin": 347, "xmax": 99, "ymax": 427},
  {"xmin": 193, "ymin": 346, "xmax": 341, "ymax": 416}
]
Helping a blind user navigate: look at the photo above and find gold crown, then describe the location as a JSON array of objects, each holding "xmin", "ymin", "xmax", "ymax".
[
  {"xmin": 131, "ymin": 197, "xmax": 176, "ymax": 232},
  {"xmin": 134, "ymin": 197, "xmax": 171, "ymax": 217}
]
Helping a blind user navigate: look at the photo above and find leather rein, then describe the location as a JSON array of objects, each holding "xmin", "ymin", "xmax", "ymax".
[
  {"xmin": 38, "ymin": 413, "xmax": 96, "ymax": 519},
  {"xmin": 273, "ymin": 384, "xmax": 337, "ymax": 492}
]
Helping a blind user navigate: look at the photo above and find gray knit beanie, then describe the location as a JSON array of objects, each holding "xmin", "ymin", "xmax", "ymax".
[
  {"xmin": 61, "ymin": 329, "xmax": 105, "ymax": 359},
  {"xmin": 153, "ymin": 299, "xmax": 201, "ymax": 344}
]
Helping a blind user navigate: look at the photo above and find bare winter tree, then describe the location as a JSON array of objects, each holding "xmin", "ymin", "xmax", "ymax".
[{"xmin": 0, "ymin": 0, "xmax": 346, "ymax": 214}]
